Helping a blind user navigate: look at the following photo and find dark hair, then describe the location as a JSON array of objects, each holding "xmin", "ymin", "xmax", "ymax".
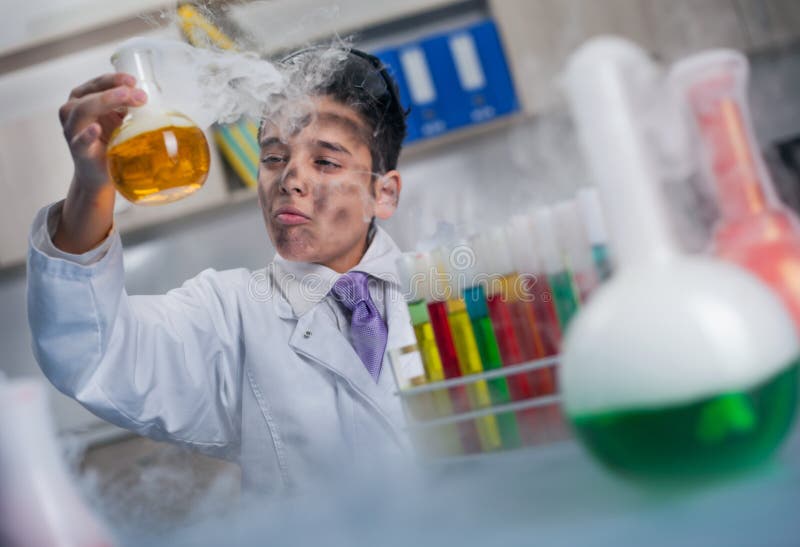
[
  {"xmin": 277, "ymin": 48, "xmax": 408, "ymax": 175},
  {"xmin": 317, "ymin": 50, "xmax": 407, "ymax": 174}
]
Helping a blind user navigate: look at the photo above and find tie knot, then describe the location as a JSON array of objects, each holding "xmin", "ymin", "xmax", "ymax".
[{"xmin": 331, "ymin": 271, "xmax": 371, "ymax": 311}]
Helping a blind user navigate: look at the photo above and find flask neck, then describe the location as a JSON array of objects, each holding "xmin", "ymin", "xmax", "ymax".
[
  {"xmin": 112, "ymin": 47, "xmax": 164, "ymax": 109},
  {"xmin": 689, "ymin": 84, "xmax": 773, "ymax": 220},
  {"xmin": 565, "ymin": 39, "xmax": 682, "ymax": 270},
  {"xmin": 672, "ymin": 51, "xmax": 778, "ymax": 222}
]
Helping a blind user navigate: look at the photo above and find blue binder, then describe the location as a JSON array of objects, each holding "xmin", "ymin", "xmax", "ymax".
[{"xmin": 372, "ymin": 18, "xmax": 520, "ymax": 145}]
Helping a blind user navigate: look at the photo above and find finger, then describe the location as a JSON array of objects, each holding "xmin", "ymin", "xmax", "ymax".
[
  {"xmin": 69, "ymin": 73, "xmax": 137, "ymax": 100},
  {"xmin": 64, "ymin": 86, "xmax": 146, "ymax": 136},
  {"xmin": 58, "ymin": 101, "xmax": 75, "ymax": 125},
  {"xmin": 96, "ymin": 111, "xmax": 126, "ymax": 143},
  {"xmin": 60, "ymin": 85, "xmax": 138, "ymax": 130},
  {"xmin": 69, "ymin": 123, "xmax": 101, "ymax": 154}
]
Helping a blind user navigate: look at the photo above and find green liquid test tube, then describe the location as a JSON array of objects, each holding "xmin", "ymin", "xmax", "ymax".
[
  {"xmin": 463, "ymin": 284, "xmax": 522, "ymax": 449},
  {"xmin": 578, "ymin": 187, "xmax": 614, "ymax": 282},
  {"xmin": 592, "ymin": 244, "xmax": 612, "ymax": 281},
  {"xmin": 549, "ymin": 269, "xmax": 581, "ymax": 330},
  {"xmin": 535, "ymin": 207, "xmax": 582, "ymax": 331}
]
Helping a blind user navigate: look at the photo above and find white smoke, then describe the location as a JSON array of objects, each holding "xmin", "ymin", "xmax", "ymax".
[{"xmin": 112, "ymin": 36, "xmax": 349, "ymax": 129}]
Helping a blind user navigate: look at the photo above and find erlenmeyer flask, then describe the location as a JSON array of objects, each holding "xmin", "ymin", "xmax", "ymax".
[
  {"xmin": 107, "ymin": 43, "xmax": 210, "ymax": 205},
  {"xmin": 671, "ymin": 50, "xmax": 800, "ymax": 330}
]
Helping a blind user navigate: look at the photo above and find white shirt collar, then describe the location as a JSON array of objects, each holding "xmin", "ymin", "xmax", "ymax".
[{"xmin": 271, "ymin": 224, "xmax": 403, "ymax": 317}]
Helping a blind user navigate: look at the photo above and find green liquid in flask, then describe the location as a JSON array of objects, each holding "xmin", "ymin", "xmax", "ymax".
[{"xmin": 572, "ymin": 360, "xmax": 799, "ymax": 478}]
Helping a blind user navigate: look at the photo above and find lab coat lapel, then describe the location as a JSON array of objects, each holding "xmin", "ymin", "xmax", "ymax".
[
  {"xmin": 274, "ymin": 226, "xmax": 418, "ymax": 434},
  {"xmin": 288, "ymin": 305, "xmax": 402, "ymax": 433}
]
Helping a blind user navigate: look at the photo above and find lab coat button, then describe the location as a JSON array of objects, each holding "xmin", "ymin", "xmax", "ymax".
[{"xmin": 303, "ymin": 330, "xmax": 312, "ymax": 338}]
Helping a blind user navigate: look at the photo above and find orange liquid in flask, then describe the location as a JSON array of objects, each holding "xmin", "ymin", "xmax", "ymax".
[{"xmin": 107, "ymin": 121, "xmax": 210, "ymax": 205}]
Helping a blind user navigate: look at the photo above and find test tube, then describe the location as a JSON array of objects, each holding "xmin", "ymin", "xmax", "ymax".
[
  {"xmin": 447, "ymin": 240, "xmax": 522, "ymax": 450},
  {"xmin": 577, "ymin": 187, "xmax": 613, "ymax": 281},
  {"xmin": 554, "ymin": 199, "xmax": 600, "ymax": 303},
  {"xmin": 506, "ymin": 215, "xmax": 562, "ymax": 435},
  {"xmin": 472, "ymin": 231, "xmax": 530, "ymax": 365},
  {"xmin": 472, "ymin": 229, "xmax": 551, "ymax": 444},
  {"xmin": 432, "ymin": 248, "xmax": 503, "ymax": 453},
  {"xmin": 421, "ymin": 252, "xmax": 485, "ymax": 454},
  {"xmin": 396, "ymin": 253, "xmax": 463, "ymax": 456},
  {"xmin": 534, "ymin": 207, "xmax": 581, "ymax": 330},
  {"xmin": 506, "ymin": 215, "xmax": 562, "ymax": 355}
]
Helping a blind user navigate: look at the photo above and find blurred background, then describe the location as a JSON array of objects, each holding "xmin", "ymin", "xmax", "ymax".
[{"xmin": 1, "ymin": 0, "xmax": 800, "ymax": 532}]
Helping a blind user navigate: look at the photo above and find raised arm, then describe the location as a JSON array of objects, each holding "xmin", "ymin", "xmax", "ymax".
[
  {"xmin": 53, "ymin": 72, "xmax": 145, "ymax": 254},
  {"xmin": 27, "ymin": 74, "xmax": 243, "ymax": 458},
  {"xmin": 28, "ymin": 224, "xmax": 245, "ymax": 457}
]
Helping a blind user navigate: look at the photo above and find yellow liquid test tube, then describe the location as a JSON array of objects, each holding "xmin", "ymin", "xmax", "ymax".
[{"xmin": 446, "ymin": 297, "xmax": 503, "ymax": 452}]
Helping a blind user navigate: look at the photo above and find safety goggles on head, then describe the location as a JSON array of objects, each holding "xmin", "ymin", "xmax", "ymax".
[{"xmin": 280, "ymin": 46, "xmax": 406, "ymax": 119}]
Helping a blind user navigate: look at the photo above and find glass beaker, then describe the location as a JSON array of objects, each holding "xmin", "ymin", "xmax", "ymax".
[{"xmin": 107, "ymin": 44, "xmax": 210, "ymax": 205}]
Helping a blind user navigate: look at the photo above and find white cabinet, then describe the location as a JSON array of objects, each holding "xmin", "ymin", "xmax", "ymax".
[
  {"xmin": 489, "ymin": 0, "xmax": 651, "ymax": 113},
  {"xmin": 0, "ymin": 0, "xmax": 170, "ymax": 56},
  {"xmin": 489, "ymin": 0, "xmax": 786, "ymax": 114},
  {"xmin": 737, "ymin": 0, "xmax": 800, "ymax": 51},
  {"xmin": 0, "ymin": 110, "xmax": 73, "ymax": 267},
  {"xmin": 226, "ymin": 0, "xmax": 464, "ymax": 53},
  {"xmin": 642, "ymin": 0, "xmax": 749, "ymax": 62}
]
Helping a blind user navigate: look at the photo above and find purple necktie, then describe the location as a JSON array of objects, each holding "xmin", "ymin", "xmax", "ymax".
[{"xmin": 331, "ymin": 271, "xmax": 388, "ymax": 382}]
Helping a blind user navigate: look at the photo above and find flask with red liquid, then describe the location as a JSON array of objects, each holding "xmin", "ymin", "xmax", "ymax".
[{"xmin": 670, "ymin": 50, "xmax": 800, "ymax": 329}]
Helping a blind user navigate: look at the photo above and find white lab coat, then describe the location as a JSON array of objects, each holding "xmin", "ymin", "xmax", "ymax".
[{"xmin": 26, "ymin": 203, "xmax": 424, "ymax": 495}]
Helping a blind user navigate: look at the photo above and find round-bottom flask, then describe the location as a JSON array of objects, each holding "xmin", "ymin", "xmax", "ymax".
[
  {"xmin": 564, "ymin": 262, "xmax": 798, "ymax": 479},
  {"xmin": 108, "ymin": 42, "xmax": 210, "ymax": 205},
  {"xmin": 563, "ymin": 37, "xmax": 799, "ymax": 480}
]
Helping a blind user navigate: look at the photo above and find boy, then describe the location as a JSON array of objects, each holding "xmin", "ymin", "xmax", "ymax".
[{"xmin": 27, "ymin": 48, "xmax": 423, "ymax": 494}]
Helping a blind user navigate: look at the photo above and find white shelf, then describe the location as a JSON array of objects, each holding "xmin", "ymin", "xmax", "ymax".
[{"xmin": 0, "ymin": 0, "xmax": 171, "ymax": 58}]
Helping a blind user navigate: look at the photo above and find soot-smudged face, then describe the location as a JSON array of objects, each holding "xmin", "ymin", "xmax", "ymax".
[{"xmin": 258, "ymin": 96, "xmax": 400, "ymax": 273}]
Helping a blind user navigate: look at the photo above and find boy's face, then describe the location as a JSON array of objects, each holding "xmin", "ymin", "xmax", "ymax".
[{"xmin": 258, "ymin": 96, "xmax": 401, "ymax": 273}]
